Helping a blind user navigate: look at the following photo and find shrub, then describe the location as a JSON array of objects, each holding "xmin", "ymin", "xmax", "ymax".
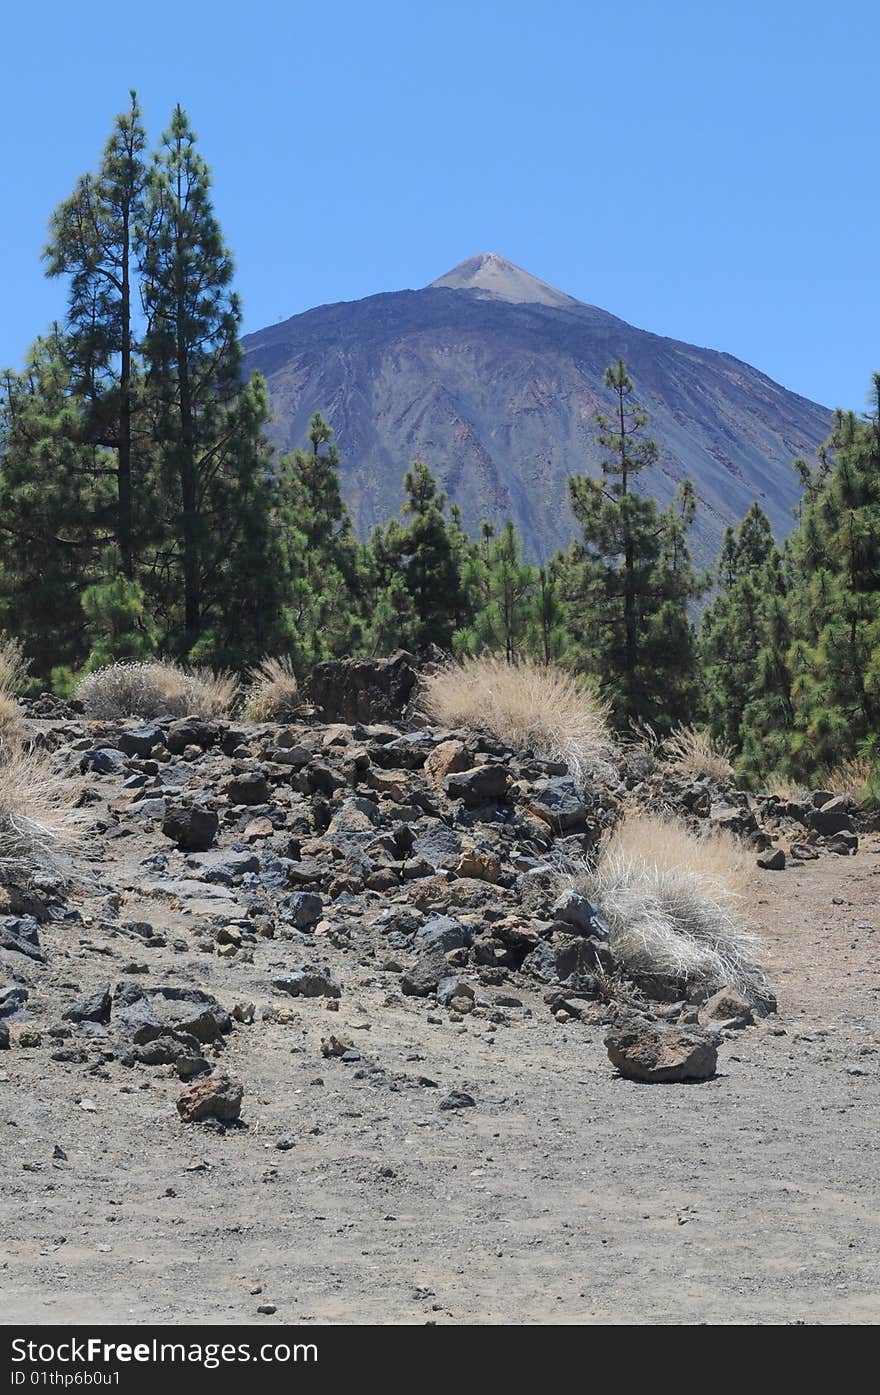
[
  {"xmin": 662, "ymin": 724, "xmax": 735, "ymax": 782},
  {"xmin": 0, "ymin": 635, "xmax": 29, "ymax": 695},
  {"xmin": 825, "ymin": 756, "xmax": 880, "ymax": 810},
  {"xmin": 242, "ymin": 656, "xmax": 302, "ymax": 722},
  {"xmin": 573, "ymin": 810, "xmax": 770, "ymax": 1004},
  {"xmin": 419, "ymin": 656, "xmax": 614, "ymax": 785},
  {"xmin": 0, "ymin": 742, "xmax": 79, "ymax": 884},
  {"xmin": 74, "ymin": 660, "xmax": 238, "ymax": 720}
]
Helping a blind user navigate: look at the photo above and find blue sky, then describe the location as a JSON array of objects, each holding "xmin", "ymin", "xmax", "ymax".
[{"xmin": 2, "ymin": 0, "xmax": 877, "ymax": 411}]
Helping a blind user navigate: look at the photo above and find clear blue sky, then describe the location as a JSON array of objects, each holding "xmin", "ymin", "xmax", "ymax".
[{"xmin": 2, "ymin": 0, "xmax": 877, "ymax": 411}]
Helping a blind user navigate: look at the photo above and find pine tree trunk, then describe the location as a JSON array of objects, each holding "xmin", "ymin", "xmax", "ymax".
[
  {"xmin": 118, "ymin": 202, "xmax": 133, "ymax": 579},
  {"xmin": 174, "ymin": 181, "xmax": 199, "ymax": 647}
]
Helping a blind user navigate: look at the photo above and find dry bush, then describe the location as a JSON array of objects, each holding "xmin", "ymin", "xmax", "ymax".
[
  {"xmin": 826, "ymin": 756, "xmax": 873, "ymax": 800},
  {"xmin": 0, "ymin": 742, "xmax": 80, "ymax": 883},
  {"xmin": 763, "ymin": 776, "xmax": 810, "ymax": 802},
  {"xmin": 242, "ymin": 656, "xmax": 302, "ymax": 722},
  {"xmin": 419, "ymin": 656, "xmax": 614, "ymax": 785},
  {"xmin": 0, "ymin": 692, "xmax": 25, "ymax": 746},
  {"xmin": 0, "ymin": 636, "xmax": 30, "ymax": 745},
  {"xmin": 663, "ymin": 724, "xmax": 735, "ymax": 782},
  {"xmin": 0, "ymin": 635, "xmax": 29, "ymax": 695},
  {"xmin": 573, "ymin": 810, "xmax": 770, "ymax": 1003},
  {"xmin": 74, "ymin": 660, "xmax": 238, "ymax": 720}
]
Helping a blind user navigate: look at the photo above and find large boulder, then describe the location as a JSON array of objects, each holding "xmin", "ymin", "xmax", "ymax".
[
  {"xmin": 114, "ymin": 985, "xmax": 231, "ymax": 1045},
  {"xmin": 525, "ymin": 777, "xmax": 591, "ymax": 832},
  {"xmin": 445, "ymin": 764, "xmax": 509, "ymax": 807},
  {"xmin": 808, "ymin": 797, "xmax": 855, "ymax": 837},
  {"xmin": 605, "ymin": 1020, "xmax": 718, "ymax": 1082},
  {"xmin": 307, "ymin": 651, "xmax": 417, "ymax": 725},
  {"xmin": 162, "ymin": 804, "xmax": 218, "ymax": 852},
  {"xmin": 177, "ymin": 1071, "xmax": 243, "ymax": 1124}
]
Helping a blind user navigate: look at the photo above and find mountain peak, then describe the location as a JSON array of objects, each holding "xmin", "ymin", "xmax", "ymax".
[{"xmin": 427, "ymin": 252, "xmax": 580, "ymax": 309}]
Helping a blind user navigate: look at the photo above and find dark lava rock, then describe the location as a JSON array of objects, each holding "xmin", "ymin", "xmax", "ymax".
[
  {"xmin": 273, "ymin": 969, "xmax": 341, "ymax": 998},
  {"xmin": 224, "ymin": 772, "xmax": 271, "ymax": 806},
  {"xmin": 401, "ymin": 949, "xmax": 449, "ymax": 997},
  {"xmin": 526, "ymin": 777, "xmax": 591, "ymax": 832},
  {"xmin": 80, "ymin": 747, "xmax": 127, "ymax": 775},
  {"xmin": 63, "ymin": 983, "xmax": 112, "ymax": 1024},
  {"xmin": 0, "ymin": 917, "xmax": 45, "ymax": 964},
  {"xmin": 307, "ymin": 651, "xmax": 417, "ymax": 725},
  {"xmin": 117, "ymin": 723, "xmax": 165, "ymax": 758},
  {"xmin": 114, "ymin": 986, "xmax": 231, "ymax": 1044},
  {"xmin": 414, "ymin": 915, "xmax": 474, "ymax": 954},
  {"xmin": 162, "ymin": 804, "xmax": 219, "ymax": 852},
  {"xmin": 439, "ymin": 1090, "xmax": 476, "ymax": 1110},
  {"xmin": 165, "ymin": 719, "xmax": 219, "ymax": 754},
  {"xmin": 445, "ymin": 765, "xmax": 509, "ymax": 807}
]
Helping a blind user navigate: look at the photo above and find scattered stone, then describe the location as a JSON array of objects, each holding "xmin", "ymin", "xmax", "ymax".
[
  {"xmin": 273, "ymin": 970, "xmax": 341, "ymax": 999},
  {"xmin": 809, "ymin": 798, "xmax": 855, "ymax": 837},
  {"xmin": 162, "ymin": 805, "xmax": 219, "ymax": 852},
  {"xmin": 63, "ymin": 983, "xmax": 112, "ymax": 1024},
  {"xmin": 439, "ymin": 1090, "xmax": 476, "ymax": 1110},
  {"xmin": 526, "ymin": 777, "xmax": 591, "ymax": 832},
  {"xmin": 0, "ymin": 917, "xmax": 45, "ymax": 963},
  {"xmin": 424, "ymin": 740, "xmax": 471, "ymax": 790},
  {"xmin": 697, "ymin": 987, "xmax": 754, "ymax": 1029},
  {"xmin": 551, "ymin": 889, "xmax": 609, "ymax": 937},
  {"xmin": 177, "ymin": 1072, "xmax": 243, "ymax": 1124},
  {"xmin": 224, "ymin": 772, "xmax": 270, "ymax": 806},
  {"xmin": 757, "ymin": 847, "xmax": 786, "ymax": 871},
  {"xmin": 605, "ymin": 1021, "xmax": 718, "ymax": 1082},
  {"xmin": 445, "ymin": 765, "xmax": 509, "ymax": 807}
]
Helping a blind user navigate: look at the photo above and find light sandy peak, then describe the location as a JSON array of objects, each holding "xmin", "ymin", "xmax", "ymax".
[{"xmin": 428, "ymin": 252, "xmax": 581, "ymax": 309}]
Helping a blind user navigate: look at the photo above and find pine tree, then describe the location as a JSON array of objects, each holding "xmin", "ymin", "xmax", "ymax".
[
  {"xmin": 699, "ymin": 501, "xmax": 792, "ymax": 775},
  {"xmin": 559, "ymin": 360, "xmax": 703, "ymax": 727},
  {"xmin": 44, "ymin": 92, "xmax": 148, "ymax": 580},
  {"xmin": 278, "ymin": 413, "xmax": 365, "ymax": 663},
  {"xmin": 141, "ymin": 105, "xmax": 284, "ymax": 659},
  {"xmin": 784, "ymin": 383, "xmax": 880, "ymax": 776},
  {"xmin": 397, "ymin": 462, "xmax": 468, "ymax": 651},
  {"xmin": 453, "ymin": 520, "xmax": 534, "ymax": 660},
  {"xmin": 0, "ymin": 331, "xmax": 115, "ymax": 678}
]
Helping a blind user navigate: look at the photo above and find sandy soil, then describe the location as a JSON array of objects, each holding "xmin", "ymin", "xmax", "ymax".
[{"xmin": 2, "ymin": 829, "xmax": 879, "ymax": 1326}]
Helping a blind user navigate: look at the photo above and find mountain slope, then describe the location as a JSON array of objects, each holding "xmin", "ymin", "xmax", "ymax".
[{"xmin": 243, "ymin": 254, "xmax": 831, "ymax": 562}]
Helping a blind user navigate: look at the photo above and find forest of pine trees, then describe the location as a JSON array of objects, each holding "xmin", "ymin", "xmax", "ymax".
[{"xmin": 2, "ymin": 96, "xmax": 880, "ymax": 794}]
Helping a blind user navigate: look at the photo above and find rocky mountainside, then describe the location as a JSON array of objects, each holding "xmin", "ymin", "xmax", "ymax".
[{"xmin": 243, "ymin": 253, "xmax": 832, "ymax": 562}]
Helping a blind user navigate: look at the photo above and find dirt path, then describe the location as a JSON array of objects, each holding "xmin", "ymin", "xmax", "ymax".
[{"xmin": 2, "ymin": 838, "xmax": 879, "ymax": 1325}]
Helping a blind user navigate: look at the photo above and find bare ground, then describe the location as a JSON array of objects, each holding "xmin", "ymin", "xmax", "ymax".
[{"xmin": 2, "ymin": 833, "xmax": 879, "ymax": 1326}]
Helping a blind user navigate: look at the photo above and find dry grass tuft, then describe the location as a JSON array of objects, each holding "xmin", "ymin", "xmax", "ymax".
[
  {"xmin": 419, "ymin": 656, "xmax": 614, "ymax": 785},
  {"xmin": 573, "ymin": 810, "xmax": 770, "ymax": 1003},
  {"xmin": 0, "ymin": 742, "xmax": 80, "ymax": 883},
  {"xmin": 662, "ymin": 724, "xmax": 735, "ymax": 782},
  {"xmin": 831, "ymin": 758, "xmax": 875, "ymax": 803},
  {"xmin": 242, "ymin": 656, "xmax": 302, "ymax": 723},
  {"xmin": 0, "ymin": 635, "xmax": 29, "ymax": 695},
  {"xmin": 74, "ymin": 660, "xmax": 238, "ymax": 720}
]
